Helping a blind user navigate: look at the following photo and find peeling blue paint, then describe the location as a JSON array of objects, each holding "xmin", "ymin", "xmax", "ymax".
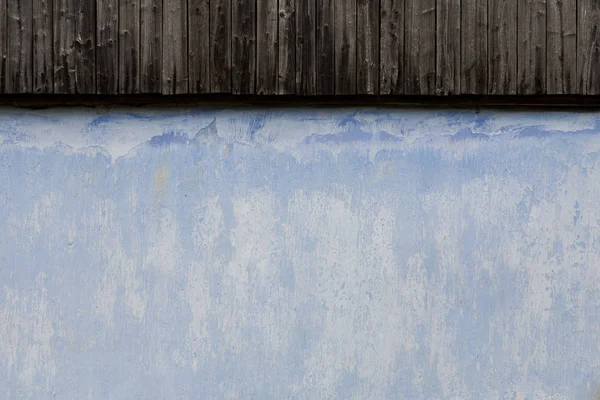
[
  {"xmin": 148, "ymin": 131, "xmax": 191, "ymax": 147},
  {"xmin": 2, "ymin": 107, "xmax": 600, "ymax": 399}
]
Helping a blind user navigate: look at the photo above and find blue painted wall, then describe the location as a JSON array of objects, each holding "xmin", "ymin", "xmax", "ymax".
[{"xmin": 1, "ymin": 107, "xmax": 600, "ymax": 399}]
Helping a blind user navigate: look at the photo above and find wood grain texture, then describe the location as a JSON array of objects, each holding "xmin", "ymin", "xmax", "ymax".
[
  {"xmin": 578, "ymin": 0, "xmax": 600, "ymax": 94},
  {"xmin": 335, "ymin": 0, "xmax": 356, "ymax": 94},
  {"xmin": 518, "ymin": 0, "xmax": 546, "ymax": 94},
  {"xmin": 0, "ymin": 0, "xmax": 5, "ymax": 93},
  {"xmin": 7, "ymin": 0, "xmax": 33, "ymax": 93},
  {"xmin": 211, "ymin": 0, "xmax": 231, "ymax": 93},
  {"xmin": 380, "ymin": 0, "xmax": 404, "ymax": 94},
  {"xmin": 256, "ymin": 0, "xmax": 277, "ymax": 94},
  {"xmin": 316, "ymin": 0, "xmax": 334, "ymax": 94},
  {"xmin": 140, "ymin": 0, "xmax": 161, "ymax": 93},
  {"xmin": 547, "ymin": 0, "xmax": 576, "ymax": 94},
  {"xmin": 33, "ymin": 0, "xmax": 53, "ymax": 93},
  {"xmin": 53, "ymin": 0, "xmax": 68, "ymax": 93},
  {"xmin": 232, "ymin": 0, "xmax": 256, "ymax": 94},
  {"xmin": 278, "ymin": 0, "xmax": 295, "ymax": 94},
  {"xmin": 488, "ymin": 0, "xmax": 517, "ymax": 94},
  {"xmin": 357, "ymin": 0, "xmax": 379, "ymax": 94},
  {"xmin": 405, "ymin": 0, "xmax": 435, "ymax": 94},
  {"xmin": 139, "ymin": 0, "xmax": 163, "ymax": 93},
  {"xmin": 295, "ymin": 0, "xmax": 315, "ymax": 94},
  {"xmin": 461, "ymin": 0, "xmax": 487, "ymax": 94},
  {"xmin": 189, "ymin": 0, "xmax": 210, "ymax": 93},
  {"xmin": 436, "ymin": 0, "xmax": 460, "ymax": 95},
  {"xmin": 76, "ymin": 0, "xmax": 96, "ymax": 93},
  {"xmin": 97, "ymin": 0, "xmax": 118, "ymax": 94},
  {"xmin": 7, "ymin": 0, "xmax": 600, "ymax": 96},
  {"xmin": 119, "ymin": 0, "xmax": 139, "ymax": 93},
  {"xmin": 54, "ymin": 0, "xmax": 95, "ymax": 93},
  {"xmin": 162, "ymin": 0, "xmax": 188, "ymax": 94}
]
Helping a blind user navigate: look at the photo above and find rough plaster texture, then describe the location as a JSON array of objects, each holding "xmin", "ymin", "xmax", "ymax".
[{"xmin": 1, "ymin": 107, "xmax": 600, "ymax": 399}]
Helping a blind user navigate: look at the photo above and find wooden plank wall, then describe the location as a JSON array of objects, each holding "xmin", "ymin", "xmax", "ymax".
[{"xmin": 0, "ymin": 0, "xmax": 599, "ymax": 95}]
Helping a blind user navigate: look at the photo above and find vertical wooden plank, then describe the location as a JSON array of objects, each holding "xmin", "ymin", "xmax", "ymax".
[
  {"xmin": 53, "ymin": 0, "xmax": 68, "ymax": 93},
  {"xmin": 189, "ymin": 0, "xmax": 210, "ymax": 93},
  {"xmin": 380, "ymin": 0, "xmax": 404, "ymax": 94},
  {"xmin": 547, "ymin": 0, "xmax": 576, "ymax": 94},
  {"xmin": 295, "ymin": 0, "xmax": 315, "ymax": 94},
  {"xmin": 232, "ymin": 0, "xmax": 255, "ymax": 94},
  {"xmin": 518, "ymin": 0, "xmax": 546, "ymax": 94},
  {"xmin": 461, "ymin": 0, "xmax": 487, "ymax": 94},
  {"xmin": 77, "ymin": 0, "xmax": 96, "ymax": 93},
  {"xmin": 436, "ymin": 0, "xmax": 460, "ymax": 95},
  {"xmin": 211, "ymin": 0, "xmax": 231, "ymax": 92},
  {"xmin": 0, "ymin": 0, "xmax": 5, "ymax": 93},
  {"xmin": 120, "ymin": 0, "xmax": 140, "ymax": 93},
  {"xmin": 97, "ymin": 0, "xmax": 118, "ymax": 94},
  {"xmin": 405, "ymin": 0, "xmax": 435, "ymax": 94},
  {"xmin": 335, "ymin": 0, "xmax": 356, "ymax": 94},
  {"xmin": 54, "ymin": 0, "xmax": 95, "ymax": 93},
  {"xmin": 33, "ymin": 0, "xmax": 53, "ymax": 93},
  {"xmin": 0, "ymin": 0, "xmax": 6, "ymax": 94},
  {"xmin": 278, "ymin": 0, "xmax": 296, "ymax": 94},
  {"xmin": 316, "ymin": 0, "xmax": 334, "ymax": 94},
  {"xmin": 7, "ymin": 0, "xmax": 33, "ymax": 92},
  {"xmin": 489, "ymin": 0, "xmax": 517, "ymax": 94},
  {"xmin": 163, "ymin": 0, "xmax": 188, "ymax": 94},
  {"xmin": 140, "ymin": 0, "xmax": 162, "ymax": 93},
  {"xmin": 578, "ymin": 0, "xmax": 600, "ymax": 94},
  {"xmin": 357, "ymin": 0, "xmax": 379, "ymax": 94},
  {"xmin": 256, "ymin": 0, "xmax": 277, "ymax": 94}
]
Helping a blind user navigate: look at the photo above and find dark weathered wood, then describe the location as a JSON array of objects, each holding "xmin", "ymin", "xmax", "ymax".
[
  {"xmin": 162, "ymin": 0, "xmax": 187, "ymax": 94},
  {"xmin": 335, "ymin": 0, "xmax": 356, "ymax": 94},
  {"xmin": 436, "ymin": 0, "xmax": 460, "ymax": 95},
  {"xmin": 33, "ymin": 0, "xmax": 53, "ymax": 93},
  {"xmin": 578, "ymin": 0, "xmax": 600, "ymax": 94},
  {"xmin": 257, "ymin": 0, "xmax": 277, "ymax": 94},
  {"xmin": 278, "ymin": 0, "xmax": 295, "ymax": 94},
  {"xmin": 380, "ymin": 0, "xmax": 404, "ymax": 94},
  {"xmin": 547, "ymin": 0, "xmax": 576, "ymax": 94},
  {"xmin": 405, "ymin": 0, "xmax": 435, "ymax": 94},
  {"xmin": 232, "ymin": 0, "xmax": 255, "ymax": 94},
  {"xmin": 140, "ymin": 0, "xmax": 161, "ymax": 93},
  {"xmin": 7, "ymin": 0, "xmax": 33, "ymax": 93},
  {"xmin": 295, "ymin": 0, "xmax": 315, "ymax": 94},
  {"xmin": 0, "ymin": 0, "xmax": 6, "ymax": 93},
  {"xmin": 211, "ymin": 0, "xmax": 231, "ymax": 93},
  {"xmin": 77, "ymin": 0, "xmax": 96, "ymax": 93},
  {"xmin": 357, "ymin": 0, "xmax": 379, "ymax": 94},
  {"xmin": 461, "ymin": 0, "xmax": 487, "ymax": 94},
  {"xmin": 54, "ymin": 0, "xmax": 96, "ymax": 93},
  {"xmin": 6, "ymin": 0, "xmax": 600, "ymax": 97},
  {"xmin": 489, "ymin": 0, "xmax": 517, "ymax": 94},
  {"xmin": 54, "ymin": 0, "xmax": 67, "ymax": 93},
  {"xmin": 189, "ymin": 0, "xmax": 210, "ymax": 93},
  {"xmin": 97, "ymin": 0, "xmax": 118, "ymax": 94},
  {"xmin": 316, "ymin": 0, "xmax": 335, "ymax": 94},
  {"xmin": 120, "ymin": 0, "xmax": 139, "ymax": 93},
  {"xmin": 518, "ymin": 0, "xmax": 546, "ymax": 94}
]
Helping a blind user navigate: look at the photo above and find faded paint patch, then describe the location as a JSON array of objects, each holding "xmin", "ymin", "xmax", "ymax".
[{"xmin": 1, "ymin": 107, "xmax": 600, "ymax": 399}]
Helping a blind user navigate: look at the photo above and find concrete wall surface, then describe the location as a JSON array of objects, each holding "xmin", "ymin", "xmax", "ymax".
[{"xmin": 1, "ymin": 106, "xmax": 600, "ymax": 399}]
